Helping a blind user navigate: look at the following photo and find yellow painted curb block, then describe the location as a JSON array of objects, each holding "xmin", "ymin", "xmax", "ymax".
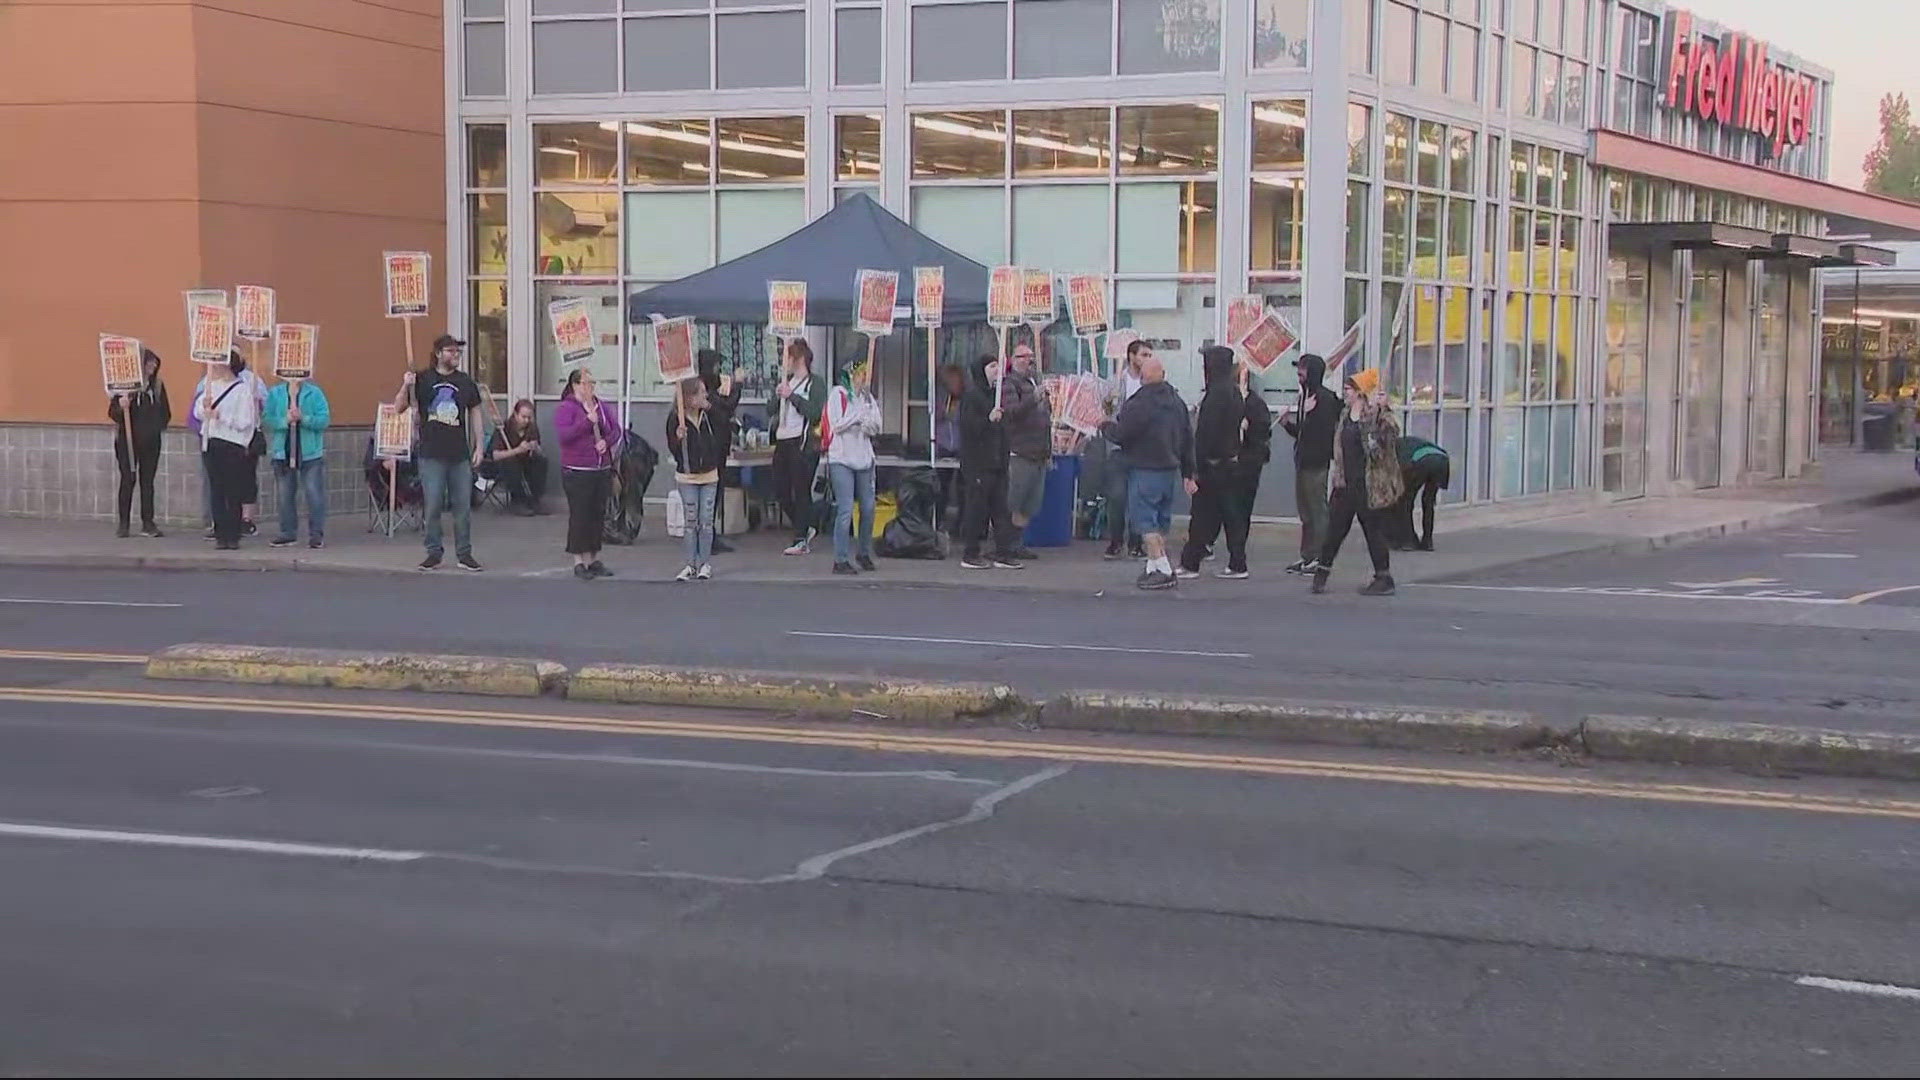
[
  {"xmin": 146, "ymin": 643, "xmax": 564, "ymax": 698},
  {"xmin": 567, "ymin": 663, "xmax": 1018, "ymax": 723},
  {"xmin": 1043, "ymin": 692, "xmax": 1558, "ymax": 752}
]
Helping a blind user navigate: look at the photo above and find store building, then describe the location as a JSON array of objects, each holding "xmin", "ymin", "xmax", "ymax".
[
  {"xmin": 0, "ymin": 2, "xmax": 445, "ymax": 523},
  {"xmin": 1821, "ymin": 242, "xmax": 1920, "ymax": 450},
  {"xmin": 446, "ymin": 1, "xmax": 1920, "ymax": 518}
]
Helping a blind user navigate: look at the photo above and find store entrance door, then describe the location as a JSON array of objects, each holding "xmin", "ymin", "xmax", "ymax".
[{"xmin": 1679, "ymin": 255, "xmax": 1728, "ymax": 489}]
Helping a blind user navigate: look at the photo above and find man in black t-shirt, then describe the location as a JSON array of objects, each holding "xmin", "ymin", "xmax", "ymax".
[{"xmin": 395, "ymin": 334, "xmax": 484, "ymax": 571}]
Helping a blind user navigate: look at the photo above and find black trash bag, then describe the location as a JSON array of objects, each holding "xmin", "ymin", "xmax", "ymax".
[
  {"xmin": 877, "ymin": 466, "xmax": 949, "ymax": 560},
  {"xmin": 603, "ymin": 429, "xmax": 658, "ymax": 546}
]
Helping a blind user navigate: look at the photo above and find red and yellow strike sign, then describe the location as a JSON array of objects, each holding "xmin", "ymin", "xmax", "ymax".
[
  {"xmin": 547, "ymin": 297, "xmax": 595, "ymax": 365},
  {"xmin": 1236, "ymin": 309, "xmax": 1299, "ymax": 373},
  {"xmin": 652, "ymin": 316, "xmax": 696, "ymax": 383},
  {"xmin": 99, "ymin": 335, "xmax": 144, "ymax": 395},
  {"xmin": 1226, "ymin": 294, "xmax": 1264, "ymax": 348},
  {"xmin": 1067, "ymin": 274, "xmax": 1107, "ymax": 337},
  {"xmin": 988, "ymin": 265, "xmax": 1023, "ymax": 327},
  {"xmin": 383, "ymin": 251, "xmax": 431, "ymax": 318},
  {"xmin": 234, "ymin": 285, "xmax": 276, "ymax": 342},
  {"xmin": 914, "ymin": 266, "xmax": 944, "ymax": 330},
  {"xmin": 1022, "ymin": 269, "xmax": 1055, "ymax": 325},
  {"xmin": 273, "ymin": 323, "xmax": 319, "ymax": 380},
  {"xmin": 855, "ymin": 269, "xmax": 898, "ymax": 337},
  {"xmin": 189, "ymin": 303, "xmax": 233, "ymax": 363},
  {"xmin": 768, "ymin": 280, "xmax": 807, "ymax": 339},
  {"xmin": 374, "ymin": 403, "xmax": 414, "ymax": 459}
]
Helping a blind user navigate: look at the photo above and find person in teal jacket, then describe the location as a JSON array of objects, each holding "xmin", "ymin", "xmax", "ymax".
[{"xmin": 262, "ymin": 379, "xmax": 332, "ymax": 548}]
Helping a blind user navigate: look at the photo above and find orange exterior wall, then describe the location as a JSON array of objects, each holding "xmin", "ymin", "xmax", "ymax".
[{"xmin": 0, "ymin": 0, "xmax": 445, "ymax": 427}]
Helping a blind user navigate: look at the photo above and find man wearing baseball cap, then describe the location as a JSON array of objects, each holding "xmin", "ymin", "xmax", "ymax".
[{"xmin": 394, "ymin": 333, "xmax": 485, "ymax": 571}]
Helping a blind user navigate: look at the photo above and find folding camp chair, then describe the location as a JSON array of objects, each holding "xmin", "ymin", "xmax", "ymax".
[{"xmin": 364, "ymin": 439, "xmax": 424, "ymax": 535}]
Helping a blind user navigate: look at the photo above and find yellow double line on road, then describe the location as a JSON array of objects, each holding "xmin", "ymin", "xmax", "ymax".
[{"xmin": 1, "ymin": 684, "xmax": 1917, "ymax": 821}]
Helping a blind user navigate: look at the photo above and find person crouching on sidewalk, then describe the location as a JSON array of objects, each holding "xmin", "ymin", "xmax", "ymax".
[
  {"xmin": 1100, "ymin": 350, "xmax": 1195, "ymax": 590},
  {"xmin": 1312, "ymin": 368, "xmax": 1403, "ymax": 597}
]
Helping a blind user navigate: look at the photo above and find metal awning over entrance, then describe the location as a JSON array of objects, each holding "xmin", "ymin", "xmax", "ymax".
[{"xmin": 1607, "ymin": 222, "xmax": 1894, "ymax": 266}]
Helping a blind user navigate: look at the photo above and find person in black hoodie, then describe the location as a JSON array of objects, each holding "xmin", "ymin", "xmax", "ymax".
[
  {"xmin": 1101, "ymin": 351, "xmax": 1195, "ymax": 590},
  {"xmin": 1177, "ymin": 346, "xmax": 1252, "ymax": 579},
  {"xmin": 1278, "ymin": 352, "xmax": 1340, "ymax": 574},
  {"xmin": 697, "ymin": 348, "xmax": 742, "ymax": 552},
  {"xmin": 1236, "ymin": 357, "xmax": 1274, "ymax": 561},
  {"xmin": 108, "ymin": 348, "xmax": 172, "ymax": 538},
  {"xmin": 956, "ymin": 354, "xmax": 1023, "ymax": 570}
]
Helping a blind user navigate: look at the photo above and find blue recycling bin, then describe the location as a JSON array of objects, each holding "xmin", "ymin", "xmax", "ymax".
[{"xmin": 1022, "ymin": 455, "xmax": 1081, "ymax": 548}]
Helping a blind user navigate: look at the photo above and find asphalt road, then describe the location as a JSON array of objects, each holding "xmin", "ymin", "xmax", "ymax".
[
  {"xmin": 0, "ymin": 676, "xmax": 1916, "ymax": 1076},
  {"xmin": 6, "ymin": 504, "xmax": 1920, "ymax": 733}
]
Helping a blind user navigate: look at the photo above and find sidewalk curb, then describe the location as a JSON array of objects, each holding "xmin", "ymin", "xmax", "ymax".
[
  {"xmin": 566, "ymin": 662, "xmax": 1020, "ymax": 723},
  {"xmin": 1039, "ymin": 692, "xmax": 1561, "ymax": 753},
  {"xmin": 145, "ymin": 643, "xmax": 565, "ymax": 698},
  {"xmin": 1580, "ymin": 714, "xmax": 1920, "ymax": 782}
]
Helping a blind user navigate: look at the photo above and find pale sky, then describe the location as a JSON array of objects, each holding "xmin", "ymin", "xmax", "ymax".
[{"xmin": 1678, "ymin": 0, "xmax": 1911, "ymax": 188}]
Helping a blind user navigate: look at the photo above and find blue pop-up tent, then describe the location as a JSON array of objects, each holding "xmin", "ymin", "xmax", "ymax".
[{"xmin": 626, "ymin": 193, "xmax": 989, "ymax": 326}]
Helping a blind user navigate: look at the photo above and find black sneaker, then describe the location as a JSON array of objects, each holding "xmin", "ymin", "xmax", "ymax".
[
  {"xmin": 457, "ymin": 553, "xmax": 483, "ymax": 572},
  {"xmin": 1359, "ymin": 575, "xmax": 1396, "ymax": 597},
  {"xmin": 532, "ymin": 502, "xmax": 554, "ymax": 516},
  {"xmin": 509, "ymin": 502, "xmax": 537, "ymax": 517},
  {"xmin": 991, "ymin": 555, "xmax": 1025, "ymax": 570},
  {"xmin": 1284, "ymin": 559, "xmax": 1309, "ymax": 575},
  {"xmin": 308, "ymin": 538, "xmax": 324, "ymax": 549},
  {"xmin": 588, "ymin": 560, "xmax": 612, "ymax": 578},
  {"xmin": 1310, "ymin": 569, "xmax": 1330, "ymax": 595},
  {"xmin": 857, "ymin": 555, "xmax": 877, "ymax": 572},
  {"xmin": 114, "ymin": 523, "xmax": 130, "ymax": 539},
  {"xmin": 1216, "ymin": 567, "xmax": 1251, "ymax": 580},
  {"xmin": 833, "ymin": 561, "xmax": 859, "ymax": 575},
  {"xmin": 203, "ymin": 525, "xmax": 216, "ymax": 539},
  {"xmin": 1137, "ymin": 569, "xmax": 1176, "ymax": 590},
  {"xmin": 270, "ymin": 536, "xmax": 298, "ymax": 547},
  {"xmin": 573, "ymin": 563, "xmax": 594, "ymax": 581},
  {"xmin": 1127, "ymin": 545, "xmax": 1147, "ymax": 559},
  {"xmin": 1102, "ymin": 545, "xmax": 1124, "ymax": 561},
  {"xmin": 141, "ymin": 524, "xmax": 164, "ymax": 538},
  {"xmin": 960, "ymin": 556, "xmax": 992, "ymax": 569},
  {"xmin": 242, "ymin": 521, "xmax": 258, "ymax": 537},
  {"xmin": 418, "ymin": 553, "xmax": 442, "ymax": 571},
  {"xmin": 1012, "ymin": 546, "xmax": 1039, "ymax": 561}
]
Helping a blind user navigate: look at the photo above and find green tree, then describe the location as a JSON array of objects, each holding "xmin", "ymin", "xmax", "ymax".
[{"xmin": 1863, "ymin": 92, "xmax": 1920, "ymax": 200}]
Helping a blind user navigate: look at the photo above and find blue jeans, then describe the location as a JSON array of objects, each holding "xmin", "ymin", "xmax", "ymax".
[
  {"xmin": 273, "ymin": 458, "xmax": 326, "ymax": 542},
  {"xmin": 829, "ymin": 463, "xmax": 876, "ymax": 564},
  {"xmin": 417, "ymin": 456, "xmax": 473, "ymax": 559},
  {"xmin": 1127, "ymin": 468, "xmax": 1179, "ymax": 538},
  {"xmin": 678, "ymin": 481, "xmax": 717, "ymax": 567}
]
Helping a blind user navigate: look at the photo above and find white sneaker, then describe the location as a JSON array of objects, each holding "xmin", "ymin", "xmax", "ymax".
[
  {"xmin": 674, "ymin": 565, "xmax": 696, "ymax": 582},
  {"xmin": 1174, "ymin": 567, "xmax": 1201, "ymax": 580},
  {"xmin": 697, "ymin": 563, "xmax": 713, "ymax": 580},
  {"xmin": 783, "ymin": 539, "xmax": 810, "ymax": 556}
]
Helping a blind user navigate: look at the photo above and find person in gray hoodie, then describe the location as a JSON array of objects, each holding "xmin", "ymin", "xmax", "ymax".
[
  {"xmin": 1100, "ymin": 351, "xmax": 1195, "ymax": 590},
  {"xmin": 1000, "ymin": 339, "xmax": 1049, "ymax": 559}
]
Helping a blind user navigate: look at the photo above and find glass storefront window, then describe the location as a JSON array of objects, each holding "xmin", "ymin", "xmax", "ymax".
[
  {"xmin": 1414, "ymin": 193, "xmax": 1441, "ymax": 269},
  {"xmin": 1114, "ymin": 281, "xmax": 1217, "ymax": 398},
  {"xmin": 1117, "ymin": 0, "xmax": 1220, "ymax": 75},
  {"xmin": 1253, "ymin": 0, "xmax": 1310, "ymax": 69},
  {"xmin": 1348, "ymin": 0, "xmax": 1374, "ymax": 74},
  {"xmin": 470, "ymin": 195, "xmax": 509, "ymax": 276},
  {"xmin": 913, "ymin": 111, "xmax": 1008, "ymax": 178},
  {"xmin": 536, "ymin": 123, "xmax": 620, "ymax": 185},
  {"xmin": 1448, "ymin": 128, "xmax": 1475, "ymax": 193},
  {"xmin": 533, "ymin": 280, "xmax": 622, "ymax": 395},
  {"xmin": 717, "ymin": 116, "xmax": 806, "ymax": 183},
  {"xmin": 715, "ymin": 12, "xmax": 805, "ymax": 88},
  {"xmin": 624, "ymin": 190, "xmax": 710, "ymax": 278},
  {"xmin": 1346, "ymin": 181, "xmax": 1370, "ymax": 274},
  {"xmin": 1446, "ymin": 197, "xmax": 1472, "ymax": 283},
  {"xmin": 1383, "ymin": 189, "xmax": 1410, "ymax": 272},
  {"xmin": 536, "ymin": 192, "xmax": 621, "ymax": 277},
  {"xmin": 533, "ymin": 19, "xmax": 618, "ymax": 94},
  {"xmin": 835, "ymin": 7, "xmax": 883, "ymax": 86},
  {"xmin": 1416, "ymin": 121, "xmax": 1444, "ymax": 188},
  {"xmin": 625, "ymin": 119, "xmax": 712, "ymax": 186},
  {"xmin": 1116, "ymin": 105, "xmax": 1219, "ymax": 175},
  {"xmin": 1014, "ymin": 0, "xmax": 1111, "ymax": 78},
  {"xmin": 1348, "ymin": 103, "xmax": 1372, "ymax": 175},
  {"xmin": 1249, "ymin": 100, "xmax": 1307, "ymax": 172},
  {"xmin": 1249, "ymin": 176, "xmax": 1305, "ymax": 276},
  {"xmin": 464, "ymin": 23, "xmax": 506, "ymax": 97},
  {"xmin": 1013, "ymin": 108, "xmax": 1113, "ymax": 177},
  {"xmin": 1117, "ymin": 181, "xmax": 1215, "ymax": 274},
  {"xmin": 1012, "ymin": 184, "xmax": 1111, "ymax": 269},
  {"xmin": 717, "ymin": 189, "xmax": 804, "ymax": 259},
  {"xmin": 1383, "ymin": 1, "xmax": 1415, "ymax": 85},
  {"xmin": 623, "ymin": 16, "xmax": 709, "ymax": 91},
  {"xmin": 913, "ymin": 186, "xmax": 1005, "ymax": 266},
  {"xmin": 912, "ymin": 2, "xmax": 1008, "ymax": 81},
  {"xmin": 469, "ymin": 125, "xmax": 507, "ymax": 187},
  {"xmin": 835, "ymin": 114, "xmax": 882, "ymax": 181},
  {"xmin": 1383, "ymin": 113, "xmax": 1411, "ymax": 183},
  {"xmin": 470, "ymin": 280, "xmax": 508, "ymax": 394}
]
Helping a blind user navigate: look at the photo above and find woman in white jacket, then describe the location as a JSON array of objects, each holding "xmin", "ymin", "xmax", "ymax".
[
  {"xmin": 194, "ymin": 351, "xmax": 262, "ymax": 550},
  {"xmin": 825, "ymin": 359, "xmax": 883, "ymax": 575}
]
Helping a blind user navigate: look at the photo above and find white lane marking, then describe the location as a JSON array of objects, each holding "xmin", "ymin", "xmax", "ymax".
[
  {"xmin": 1783, "ymin": 552, "xmax": 1859, "ymax": 559},
  {"xmin": 0, "ymin": 649, "xmax": 147, "ymax": 664},
  {"xmin": 0, "ymin": 597, "xmax": 182, "ymax": 608},
  {"xmin": 1671, "ymin": 577, "xmax": 1782, "ymax": 589},
  {"xmin": 1795, "ymin": 976, "xmax": 1920, "ymax": 1001},
  {"xmin": 780, "ymin": 764, "xmax": 1071, "ymax": 882},
  {"xmin": 0, "ymin": 822, "xmax": 424, "ymax": 862},
  {"xmin": 789, "ymin": 630, "xmax": 1253, "ymax": 659},
  {"xmin": 1417, "ymin": 583, "xmax": 1847, "ymax": 605}
]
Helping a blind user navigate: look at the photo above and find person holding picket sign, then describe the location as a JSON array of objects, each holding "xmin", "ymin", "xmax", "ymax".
[
  {"xmin": 772, "ymin": 339, "xmax": 826, "ymax": 555},
  {"xmin": 195, "ymin": 350, "xmax": 262, "ymax": 550},
  {"xmin": 108, "ymin": 349, "xmax": 171, "ymax": 538},
  {"xmin": 665, "ymin": 376, "xmax": 734, "ymax": 582},
  {"xmin": 263, "ymin": 375, "xmax": 331, "ymax": 548},
  {"xmin": 556, "ymin": 368, "xmax": 624, "ymax": 581},
  {"xmin": 825, "ymin": 358, "xmax": 883, "ymax": 575}
]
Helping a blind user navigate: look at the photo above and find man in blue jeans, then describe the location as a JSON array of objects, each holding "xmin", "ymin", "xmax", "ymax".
[
  {"xmin": 1099, "ymin": 351, "xmax": 1196, "ymax": 590},
  {"xmin": 395, "ymin": 334, "xmax": 485, "ymax": 571},
  {"xmin": 263, "ymin": 376, "xmax": 331, "ymax": 548}
]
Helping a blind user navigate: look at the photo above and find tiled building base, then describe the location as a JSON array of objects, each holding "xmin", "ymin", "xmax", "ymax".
[{"xmin": 0, "ymin": 424, "xmax": 374, "ymax": 526}]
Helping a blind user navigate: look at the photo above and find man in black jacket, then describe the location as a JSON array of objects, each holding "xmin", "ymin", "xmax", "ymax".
[
  {"xmin": 1278, "ymin": 352, "xmax": 1339, "ymax": 575},
  {"xmin": 697, "ymin": 348, "xmax": 741, "ymax": 552},
  {"xmin": 957, "ymin": 355, "xmax": 1023, "ymax": 570},
  {"xmin": 1000, "ymin": 340, "xmax": 1049, "ymax": 559},
  {"xmin": 1177, "ymin": 346, "xmax": 1254, "ymax": 579},
  {"xmin": 1101, "ymin": 352, "xmax": 1195, "ymax": 590}
]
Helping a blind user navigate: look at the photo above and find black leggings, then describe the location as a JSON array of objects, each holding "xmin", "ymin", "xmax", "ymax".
[
  {"xmin": 1318, "ymin": 487, "xmax": 1391, "ymax": 576},
  {"xmin": 772, "ymin": 438, "xmax": 818, "ymax": 541},
  {"xmin": 205, "ymin": 440, "xmax": 252, "ymax": 544},
  {"xmin": 1179, "ymin": 461, "xmax": 1252, "ymax": 573},
  {"xmin": 1394, "ymin": 458, "xmax": 1449, "ymax": 548},
  {"xmin": 115, "ymin": 438, "xmax": 161, "ymax": 527},
  {"xmin": 562, "ymin": 468, "xmax": 610, "ymax": 555},
  {"xmin": 959, "ymin": 467, "xmax": 1019, "ymax": 559}
]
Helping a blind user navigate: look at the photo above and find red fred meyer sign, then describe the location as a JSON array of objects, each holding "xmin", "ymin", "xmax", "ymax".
[{"xmin": 1661, "ymin": 9, "xmax": 1815, "ymax": 159}]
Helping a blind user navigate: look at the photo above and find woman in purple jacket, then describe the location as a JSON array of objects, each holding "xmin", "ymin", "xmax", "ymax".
[{"xmin": 554, "ymin": 368, "xmax": 624, "ymax": 581}]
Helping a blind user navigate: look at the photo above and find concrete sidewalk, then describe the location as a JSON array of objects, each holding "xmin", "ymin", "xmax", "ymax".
[{"xmin": 1, "ymin": 451, "xmax": 1912, "ymax": 595}]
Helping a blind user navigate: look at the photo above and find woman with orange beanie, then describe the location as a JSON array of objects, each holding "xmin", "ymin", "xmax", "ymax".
[{"xmin": 1313, "ymin": 368, "xmax": 1403, "ymax": 596}]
